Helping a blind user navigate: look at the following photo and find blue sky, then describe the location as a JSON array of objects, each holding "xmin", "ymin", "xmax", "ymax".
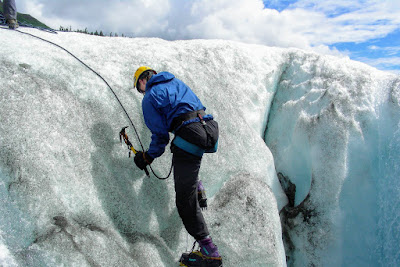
[
  {"xmin": 16, "ymin": 0, "xmax": 400, "ymax": 74},
  {"xmin": 333, "ymin": 29, "xmax": 400, "ymax": 72},
  {"xmin": 263, "ymin": 0, "xmax": 400, "ymax": 73},
  {"xmin": 264, "ymin": 0, "xmax": 298, "ymax": 11}
]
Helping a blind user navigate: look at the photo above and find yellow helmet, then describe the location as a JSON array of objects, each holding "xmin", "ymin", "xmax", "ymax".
[{"xmin": 133, "ymin": 66, "xmax": 156, "ymax": 89}]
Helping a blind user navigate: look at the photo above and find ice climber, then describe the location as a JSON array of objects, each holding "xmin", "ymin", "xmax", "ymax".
[
  {"xmin": 132, "ymin": 66, "xmax": 223, "ymax": 266},
  {"xmin": 2, "ymin": 0, "xmax": 18, "ymax": 29}
]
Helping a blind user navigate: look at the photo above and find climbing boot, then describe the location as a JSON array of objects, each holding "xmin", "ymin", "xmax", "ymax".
[
  {"xmin": 198, "ymin": 237, "xmax": 220, "ymax": 258},
  {"xmin": 6, "ymin": 19, "xmax": 18, "ymax": 29},
  {"xmin": 179, "ymin": 238, "xmax": 222, "ymax": 266}
]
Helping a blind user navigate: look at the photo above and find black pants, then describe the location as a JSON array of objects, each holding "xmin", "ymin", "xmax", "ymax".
[
  {"xmin": 3, "ymin": 0, "xmax": 17, "ymax": 20},
  {"xmin": 172, "ymin": 146, "xmax": 209, "ymax": 240},
  {"xmin": 171, "ymin": 119, "xmax": 218, "ymax": 240}
]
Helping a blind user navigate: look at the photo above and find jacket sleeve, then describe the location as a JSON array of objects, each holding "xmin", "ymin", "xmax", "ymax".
[{"xmin": 142, "ymin": 95, "xmax": 170, "ymax": 159}]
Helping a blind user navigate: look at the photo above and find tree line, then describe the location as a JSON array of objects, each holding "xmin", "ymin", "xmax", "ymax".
[{"xmin": 59, "ymin": 26, "xmax": 126, "ymax": 37}]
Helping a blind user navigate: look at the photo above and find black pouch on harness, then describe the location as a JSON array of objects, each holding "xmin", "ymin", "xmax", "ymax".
[
  {"xmin": 175, "ymin": 119, "xmax": 219, "ymax": 152},
  {"xmin": 203, "ymin": 119, "xmax": 218, "ymax": 151}
]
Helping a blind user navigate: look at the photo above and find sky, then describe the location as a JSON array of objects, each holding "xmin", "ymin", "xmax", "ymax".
[{"xmin": 13, "ymin": 0, "xmax": 400, "ymax": 74}]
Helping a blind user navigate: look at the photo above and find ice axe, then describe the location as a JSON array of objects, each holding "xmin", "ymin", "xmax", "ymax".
[{"xmin": 119, "ymin": 126, "xmax": 150, "ymax": 177}]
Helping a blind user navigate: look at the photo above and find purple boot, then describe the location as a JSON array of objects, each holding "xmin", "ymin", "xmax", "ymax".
[{"xmin": 198, "ymin": 237, "xmax": 221, "ymax": 258}]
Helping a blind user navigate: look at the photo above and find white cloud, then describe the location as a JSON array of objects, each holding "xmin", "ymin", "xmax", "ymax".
[
  {"xmin": 367, "ymin": 45, "xmax": 400, "ymax": 56},
  {"xmin": 104, "ymin": 0, "xmax": 171, "ymax": 35},
  {"xmin": 15, "ymin": 0, "xmax": 400, "ymax": 69},
  {"xmin": 17, "ymin": 0, "xmax": 95, "ymax": 30},
  {"xmin": 284, "ymin": 0, "xmax": 400, "ymax": 45},
  {"xmin": 16, "ymin": 0, "xmax": 400, "ymax": 45},
  {"xmin": 356, "ymin": 56, "xmax": 400, "ymax": 73}
]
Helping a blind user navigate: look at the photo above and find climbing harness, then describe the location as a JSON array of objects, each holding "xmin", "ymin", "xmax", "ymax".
[
  {"xmin": 0, "ymin": 27, "xmax": 173, "ymax": 179},
  {"xmin": 171, "ymin": 110, "xmax": 218, "ymax": 157},
  {"xmin": 0, "ymin": 12, "xmax": 6, "ymax": 25}
]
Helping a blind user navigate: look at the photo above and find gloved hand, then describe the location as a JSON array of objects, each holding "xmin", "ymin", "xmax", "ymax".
[{"xmin": 134, "ymin": 151, "xmax": 153, "ymax": 170}]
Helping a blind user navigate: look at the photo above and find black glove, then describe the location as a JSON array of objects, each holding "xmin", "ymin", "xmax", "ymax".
[{"xmin": 134, "ymin": 151, "xmax": 153, "ymax": 170}]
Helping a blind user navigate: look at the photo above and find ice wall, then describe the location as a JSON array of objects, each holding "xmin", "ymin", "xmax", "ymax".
[
  {"xmin": 1, "ymin": 27, "xmax": 399, "ymax": 267},
  {"xmin": 0, "ymin": 28, "xmax": 287, "ymax": 267},
  {"xmin": 265, "ymin": 51, "xmax": 400, "ymax": 266}
]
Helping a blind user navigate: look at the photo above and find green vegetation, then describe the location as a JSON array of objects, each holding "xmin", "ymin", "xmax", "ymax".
[
  {"xmin": 18, "ymin": 13, "xmax": 50, "ymax": 29},
  {"xmin": 60, "ymin": 26, "xmax": 127, "ymax": 38}
]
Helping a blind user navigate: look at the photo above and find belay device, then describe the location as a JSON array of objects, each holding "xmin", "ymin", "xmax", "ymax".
[{"xmin": 119, "ymin": 126, "xmax": 150, "ymax": 177}]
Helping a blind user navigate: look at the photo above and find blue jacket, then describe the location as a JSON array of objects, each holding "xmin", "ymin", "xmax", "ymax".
[{"xmin": 142, "ymin": 72, "xmax": 205, "ymax": 159}]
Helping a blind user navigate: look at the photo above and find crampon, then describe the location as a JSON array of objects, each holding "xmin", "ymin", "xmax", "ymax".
[
  {"xmin": 179, "ymin": 241, "xmax": 222, "ymax": 267},
  {"xmin": 179, "ymin": 251, "xmax": 222, "ymax": 267}
]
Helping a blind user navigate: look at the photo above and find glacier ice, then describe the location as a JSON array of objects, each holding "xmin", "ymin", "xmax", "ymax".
[
  {"xmin": 0, "ymin": 28, "xmax": 286, "ymax": 267},
  {"xmin": 265, "ymin": 50, "xmax": 400, "ymax": 266},
  {"xmin": 0, "ymin": 27, "xmax": 399, "ymax": 267}
]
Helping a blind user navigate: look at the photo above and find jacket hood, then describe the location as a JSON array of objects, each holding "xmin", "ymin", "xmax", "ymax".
[{"xmin": 146, "ymin": 72, "xmax": 175, "ymax": 89}]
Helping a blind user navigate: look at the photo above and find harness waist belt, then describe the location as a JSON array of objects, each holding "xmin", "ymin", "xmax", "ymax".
[
  {"xmin": 169, "ymin": 109, "xmax": 206, "ymax": 132},
  {"xmin": 173, "ymin": 136, "xmax": 218, "ymax": 157}
]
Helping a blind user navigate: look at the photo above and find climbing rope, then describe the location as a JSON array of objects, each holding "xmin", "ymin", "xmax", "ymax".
[{"xmin": 0, "ymin": 27, "xmax": 173, "ymax": 180}]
